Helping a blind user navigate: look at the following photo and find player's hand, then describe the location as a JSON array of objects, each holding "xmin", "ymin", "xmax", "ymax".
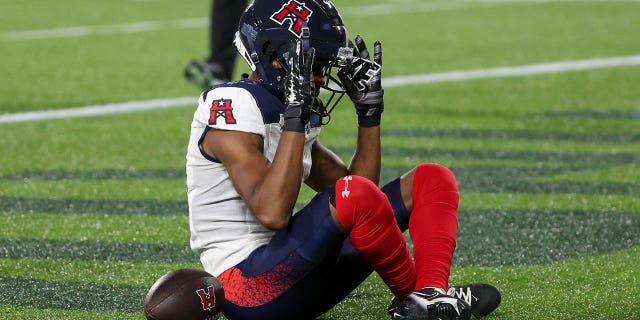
[
  {"xmin": 283, "ymin": 39, "xmax": 315, "ymax": 133},
  {"xmin": 337, "ymin": 35, "xmax": 383, "ymax": 127}
]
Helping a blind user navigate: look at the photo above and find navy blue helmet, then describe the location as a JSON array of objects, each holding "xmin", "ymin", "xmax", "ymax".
[{"xmin": 235, "ymin": 0, "xmax": 350, "ymax": 117}]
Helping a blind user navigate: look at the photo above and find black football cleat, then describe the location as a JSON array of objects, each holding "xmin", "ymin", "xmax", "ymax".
[
  {"xmin": 387, "ymin": 294, "xmax": 430, "ymax": 320},
  {"xmin": 388, "ymin": 287, "xmax": 471, "ymax": 320},
  {"xmin": 184, "ymin": 59, "xmax": 230, "ymax": 90},
  {"xmin": 447, "ymin": 283, "xmax": 501, "ymax": 319}
]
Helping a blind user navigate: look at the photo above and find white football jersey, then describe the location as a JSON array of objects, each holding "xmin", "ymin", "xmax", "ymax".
[{"xmin": 186, "ymin": 79, "xmax": 321, "ymax": 276}]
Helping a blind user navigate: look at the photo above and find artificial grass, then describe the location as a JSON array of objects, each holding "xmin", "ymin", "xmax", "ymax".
[{"xmin": 1, "ymin": 0, "xmax": 638, "ymax": 319}]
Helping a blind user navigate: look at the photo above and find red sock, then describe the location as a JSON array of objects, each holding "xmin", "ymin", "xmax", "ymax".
[
  {"xmin": 409, "ymin": 163, "xmax": 459, "ymax": 291},
  {"xmin": 335, "ymin": 175, "xmax": 416, "ymax": 299}
]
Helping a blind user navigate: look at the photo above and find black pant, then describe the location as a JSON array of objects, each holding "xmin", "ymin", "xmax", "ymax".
[{"xmin": 208, "ymin": 0, "xmax": 248, "ymax": 80}]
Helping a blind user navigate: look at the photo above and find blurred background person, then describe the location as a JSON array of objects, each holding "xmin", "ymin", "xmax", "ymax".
[{"xmin": 184, "ymin": 0, "xmax": 248, "ymax": 89}]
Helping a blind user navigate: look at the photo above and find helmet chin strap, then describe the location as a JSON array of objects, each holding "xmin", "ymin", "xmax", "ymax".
[
  {"xmin": 234, "ymin": 30, "xmax": 259, "ymax": 72},
  {"xmin": 299, "ymin": 26, "xmax": 311, "ymax": 54},
  {"xmin": 235, "ymin": 24, "xmax": 285, "ymax": 95}
]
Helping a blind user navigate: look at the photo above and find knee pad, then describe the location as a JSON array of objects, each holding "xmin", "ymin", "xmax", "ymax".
[
  {"xmin": 334, "ymin": 175, "xmax": 391, "ymax": 232},
  {"xmin": 414, "ymin": 163, "xmax": 458, "ymax": 194}
]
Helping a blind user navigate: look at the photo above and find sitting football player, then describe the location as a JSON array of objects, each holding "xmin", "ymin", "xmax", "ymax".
[{"xmin": 185, "ymin": 0, "xmax": 501, "ymax": 319}]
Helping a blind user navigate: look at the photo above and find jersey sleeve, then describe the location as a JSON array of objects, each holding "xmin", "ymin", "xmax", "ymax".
[{"xmin": 195, "ymin": 86, "xmax": 265, "ymax": 137}]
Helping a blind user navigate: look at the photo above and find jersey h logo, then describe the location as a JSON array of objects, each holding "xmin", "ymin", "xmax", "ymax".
[
  {"xmin": 209, "ymin": 98, "xmax": 237, "ymax": 125},
  {"xmin": 271, "ymin": 0, "xmax": 313, "ymax": 37},
  {"xmin": 195, "ymin": 285, "xmax": 217, "ymax": 310}
]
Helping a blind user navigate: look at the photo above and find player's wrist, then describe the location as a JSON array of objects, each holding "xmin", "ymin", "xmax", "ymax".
[
  {"xmin": 282, "ymin": 103, "xmax": 309, "ymax": 133},
  {"xmin": 355, "ymin": 101, "xmax": 383, "ymax": 127},
  {"xmin": 283, "ymin": 119, "xmax": 306, "ymax": 132},
  {"xmin": 357, "ymin": 114, "xmax": 381, "ymax": 127},
  {"xmin": 352, "ymin": 89, "xmax": 384, "ymax": 127}
]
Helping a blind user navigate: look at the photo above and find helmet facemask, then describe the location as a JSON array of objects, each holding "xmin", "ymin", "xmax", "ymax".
[{"xmin": 312, "ymin": 46, "xmax": 354, "ymax": 124}]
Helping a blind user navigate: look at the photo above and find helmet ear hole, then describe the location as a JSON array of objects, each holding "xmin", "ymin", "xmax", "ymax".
[
  {"xmin": 269, "ymin": 50, "xmax": 283, "ymax": 68},
  {"xmin": 269, "ymin": 50, "xmax": 285, "ymax": 69}
]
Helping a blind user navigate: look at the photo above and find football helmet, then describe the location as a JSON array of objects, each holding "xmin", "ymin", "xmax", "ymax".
[{"xmin": 234, "ymin": 0, "xmax": 350, "ymax": 119}]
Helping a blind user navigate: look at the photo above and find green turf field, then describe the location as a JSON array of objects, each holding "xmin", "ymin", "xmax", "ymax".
[{"xmin": 1, "ymin": 0, "xmax": 638, "ymax": 319}]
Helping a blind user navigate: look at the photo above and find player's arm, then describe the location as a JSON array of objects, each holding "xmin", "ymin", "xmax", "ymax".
[
  {"xmin": 201, "ymin": 39, "xmax": 314, "ymax": 230},
  {"xmin": 201, "ymin": 129, "xmax": 305, "ymax": 230},
  {"xmin": 349, "ymin": 125, "xmax": 381, "ymax": 184},
  {"xmin": 305, "ymin": 130, "xmax": 380, "ymax": 191},
  {"xmin": 337, "ymin": 35, "xmax": 385, "ymax": 185},
  {"xmin": 305, "ymin": 140, "xmax": 347, "ymax": 191}
]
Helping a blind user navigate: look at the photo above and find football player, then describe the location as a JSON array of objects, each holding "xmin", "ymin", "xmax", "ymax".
[{"xmin": 186, "ymin": 0, "xmax": 501, "ymax": 319}]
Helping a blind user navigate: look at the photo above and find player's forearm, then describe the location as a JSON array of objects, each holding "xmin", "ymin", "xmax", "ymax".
[
  {"xmin": 348, "ymin": 125, "xmax": 381, "ymax": 185},
  {"xmin": 250, "ymin": 131, "xmax": 306, "ymax": 229}
]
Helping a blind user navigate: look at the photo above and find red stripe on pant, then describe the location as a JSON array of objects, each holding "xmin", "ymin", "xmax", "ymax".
[{"xmin": 218, "ymin": 254, "xmax": 297, "ymax": 307}]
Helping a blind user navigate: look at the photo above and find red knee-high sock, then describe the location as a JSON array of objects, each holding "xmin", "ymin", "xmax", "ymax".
[
  {"xmin": 410, "ymin": 163, "xmax": 460, "ymax": 291},
  {"xmin": 335, "ymin": 175, "xmax": 416, "ymax": 299}
]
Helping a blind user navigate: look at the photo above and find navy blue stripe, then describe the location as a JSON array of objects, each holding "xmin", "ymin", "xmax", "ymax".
[
  {"xmin": 235, "ymin": 79, "xmax": 284, "ymax": 124},
  {"xmin": 201, "ymin": 86, "xmax": 212, "ymax": 102},
  {"xmin": 197, "ymin": 126, "xmax": 222, "ymax": 163}
]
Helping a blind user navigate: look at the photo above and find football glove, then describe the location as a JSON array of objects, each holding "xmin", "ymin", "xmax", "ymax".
[
  {"xmin": 337, "ymin": 35, "xmax": 383, "ymax": 127},
  {"xmin": 283, "ymin": 39, "xmax": 315, "ymax": 133}
]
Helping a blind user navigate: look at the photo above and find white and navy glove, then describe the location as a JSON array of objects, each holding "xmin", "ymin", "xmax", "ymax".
[
  {"xmin": 337, "ymin": 35, "xmax": 383, "ymax": 127},
  {"xmin": 282, "ymin": 39, "xmax": 315, "ymax": 133}
]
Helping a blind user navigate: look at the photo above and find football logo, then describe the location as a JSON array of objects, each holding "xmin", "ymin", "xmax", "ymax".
[
  {"xmin": 350, "ymin": 58, "xmax": 381, "ymax": 92},
  {"xmin": 271, "ymin": 0, "xmax": 313, "ymax": 37},
  {"xmin": 195, "ymin": 285, "xmax": 217, "ymax": 311},
  {"xmin": 209, "ymin": 98, "xmax": 237, "ymax": 125},
  {"xmin": 341, "ymin": 176, "xmax": 352, "ymax": 198}
]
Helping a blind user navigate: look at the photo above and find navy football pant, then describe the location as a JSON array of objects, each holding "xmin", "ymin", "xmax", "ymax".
[{"xmin": 219, "ymin": 179, "xmax": 409, "ymax": 320}]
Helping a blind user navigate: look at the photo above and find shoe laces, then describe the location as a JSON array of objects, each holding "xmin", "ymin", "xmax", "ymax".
[{"xmin": 447, "ymin": 286, "xmax": 473, "ymax": 305}]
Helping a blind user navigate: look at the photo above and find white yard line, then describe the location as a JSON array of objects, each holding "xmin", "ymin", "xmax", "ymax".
[
  {"xmin": 2, "ymin": 0, "xmax": 639, "ymax": 41},
  {"xmin": 382, "ymin": 55, "xmax": 640, "ymax": 87},
  {"xmin": 2, "ymin": 55, "xmax": 639, "ymax": 124},
  {"xmin": 0, "ymin": 97, "xmax": 196, "ymax": 124},
  {"xmin": 0, "ymin": 18, "xmax": 207, "ymax": 41}
]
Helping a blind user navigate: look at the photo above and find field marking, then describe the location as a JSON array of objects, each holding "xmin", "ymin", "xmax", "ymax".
[
  {"xmin": 2, "ymin": 0, "xmax": 639, "ymax": 41},
  {"xmin": 0, "ymin": 18, "xmax": 207, "ymax": 41},
  {"xmin": 1, "ymin": 54, "xmax": 639, "ymax": 124},
  {"xmin": 0, "ymin": 97, "xmax": 195, "ymax": 124},
  {"xmin": 383, "ymin": 55, "xmax": 640, "ymax": 87}
]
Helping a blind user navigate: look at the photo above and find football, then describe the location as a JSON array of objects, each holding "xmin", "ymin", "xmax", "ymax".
[{"xmin": 144, "ymin": 269, "xmax": 225, "ymax": 320}]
